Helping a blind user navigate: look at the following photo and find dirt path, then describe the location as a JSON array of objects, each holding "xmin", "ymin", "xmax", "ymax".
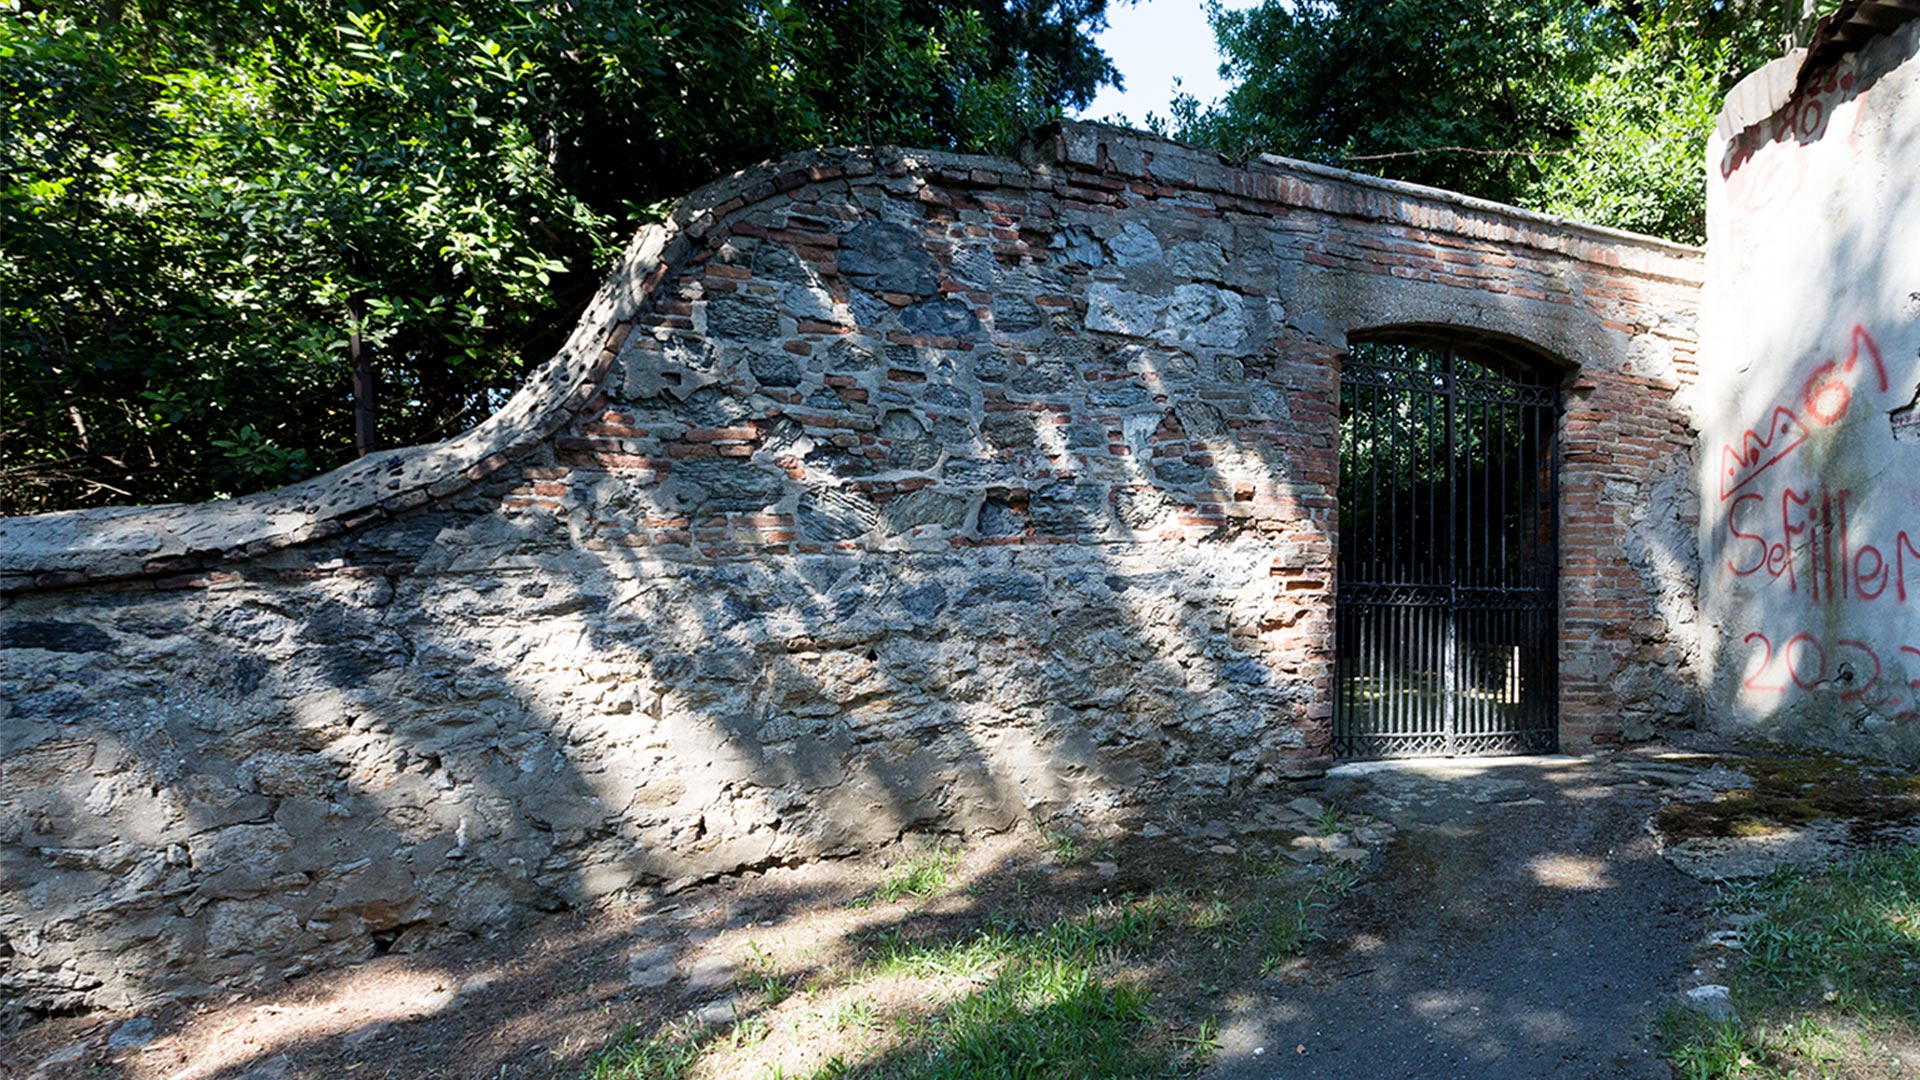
[{"xmin": 1207, "ymin": 756, "xmax": 1708, "ymax": 1080}]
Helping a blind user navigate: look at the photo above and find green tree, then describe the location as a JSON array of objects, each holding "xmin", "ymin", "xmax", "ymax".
[
  {"xmin": 1168, "ymin": 0, "xmax": 1594, "ymax": 207},
  {"xmin": 1525, "ymin": 20, "xmax": 1734, "ymax": 240},
  {"xmin": 1168, "ymin": 0, "xmax": 1800, "ymax": 243},
  {"xmin": 0, "ymin": 0, "xmax": 1116, "ymax": 514},
  {"xmin": 1523, "ymin": 4, "xmax": 1779, "ymax": 240}
]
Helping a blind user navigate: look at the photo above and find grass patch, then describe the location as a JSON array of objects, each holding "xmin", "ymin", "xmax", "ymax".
[
  {"xmin": 854, "ymin": 847, "xmax": 964, "ymax": 907},
  {"xmin": 827, "ymin": 997, "xmax": 881, "ymax": 1034},
  {"xmin": 1312, "ymin": 805, "xmax": 1348, "ymax": 835},
  {"xmin": 863, "ymin": 899, "xmax": 1171, "ymax": 975},
  {"xmin": 1046, "ymin": 830, "xmax": 1084, "ymax": 864},
  {"xmin": 1182, "ymin": 860, "xmax": 1358, "ymax": 973},
  {"xmin": 841, "ymin": 894, "xmax": 1213, "ymax": 1077},
  {"xmin": 855, "ymin": 954, "xmax": 1171, "ymax": 1079},
  {"xmin": 745, "ymin": 942, "xmax": 801, "ymax": 1007},
  {"xmin": 582, "ymin": 816, "xmax": 1367, "ymax": 1080},
  {"xmin": 1661, "ymin": 843, "xmax": 1920, "ymax": 1078},
  {"xmin": 1249, "ymin": 862, "xmax": 1361, "ymax": 972},
  {"xmin": 583, "ymin": 1019, "xmax": 725, "ymax": 1080}
]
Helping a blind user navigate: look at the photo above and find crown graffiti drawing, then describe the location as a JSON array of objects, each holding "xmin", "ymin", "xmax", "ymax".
[{"xmin": 1719, "ymin": 406, "xmax": 1810, "ymax": 500}]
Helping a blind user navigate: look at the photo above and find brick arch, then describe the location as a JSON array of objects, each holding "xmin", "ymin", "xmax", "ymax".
[
  {"xmin": 1335, "ymin": 305, "xmax": 1702, "ymax": 747},
  {"xmin": 1331, "ymin": 328, "xmax": 1569, "ymax": 757},
  {"xmin": 1344, "ymin": 323, "xmax": 1574, "ymax": 382}
]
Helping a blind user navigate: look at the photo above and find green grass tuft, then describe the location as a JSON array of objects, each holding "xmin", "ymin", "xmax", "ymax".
[
  {"xmin": 854, "ymin": 847, "xmax": 964, "ymax": 908},
  {"xmin": 1046, "ymin": 830, "xmax": 1083, "ymax": 865},
  {"xmin": 1660, "ymin": 843, "xmax": 1920, "ymax": 1077},
  {"xmin": 585, "ymin": 1019, "xmax": 719, "ymax": 1080},
  {"xmin": 744, "ymin": 941, "xmax": 800, "ymax": 1006},
  {"xmin": 843, "ymin": 894, "xmax": 1184, "ymax": 1076},
  {"xmin": 583, "ymin": 812, "xmax": 1365, "ymax": 1080},
  {"xmin": 862, "ymin": 956, "xmax": 1166, "ymax": 1080}
]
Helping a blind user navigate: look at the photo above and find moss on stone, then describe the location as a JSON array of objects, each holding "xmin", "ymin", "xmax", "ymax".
[{"xmin": 1655, "ymin": 746, "xmax": 1920, "ymax": 841}]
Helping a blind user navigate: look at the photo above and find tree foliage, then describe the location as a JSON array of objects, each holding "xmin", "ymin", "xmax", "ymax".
[
  {"xmin": 1170, "ymin": 0, "xmax": 1592, "ymax": 207},
  {"xmin": 1167, "ymin": 0, "xmax": 1805, "ymax": 244},
  {"xmin": 1, "ymin": 0, "xmax": 1115, "ymax": 513}
]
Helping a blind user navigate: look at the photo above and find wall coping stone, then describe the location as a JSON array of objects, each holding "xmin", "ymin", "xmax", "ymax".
[
  {"xmin": 1715, "ymin": 51, "xmax": 1810, "ymax": 141},
  {"xmin": 0, "ymin": 125, "xmax": 1704, "ymax": 593},
  {"xmin": 1714, "ymin": 15, "xmax": 1920, "ymax": 141},
  {"xmin": 1040, "ymin": 122, "xmax": 1705, "ymax": 268}
]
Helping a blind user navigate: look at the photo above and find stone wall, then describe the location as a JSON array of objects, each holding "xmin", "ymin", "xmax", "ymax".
[
  {"xmin": 0, "ymin": 124, "xmax": 1702, "ymax": 1020},
  {"xmin": 1698, "ymin": 20, "xmax": 1920, "ymax": 758}
]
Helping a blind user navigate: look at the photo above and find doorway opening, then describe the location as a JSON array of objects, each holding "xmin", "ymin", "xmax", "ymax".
[{"xmin": 1333, "ymin": 336, "xmax": 1561, "ymax": 758}]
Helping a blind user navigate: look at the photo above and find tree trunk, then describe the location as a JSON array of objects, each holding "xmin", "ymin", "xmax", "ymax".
[{"xmin": 350, "ymin": 300, "xmax": 376, "ymax": 458}]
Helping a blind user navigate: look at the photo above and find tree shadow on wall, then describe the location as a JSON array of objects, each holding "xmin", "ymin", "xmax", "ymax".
[
  {"xmin": 2, "ymin": 213, "xmax": 1338, "ymax": 1079},
  {"xmin": 1695, "ymin": 81, "xmax": 1920, "ymax": 753}
]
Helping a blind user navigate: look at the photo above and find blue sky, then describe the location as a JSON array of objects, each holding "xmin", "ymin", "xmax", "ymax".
[{"xmin": 1074, "ymin": 0, "xmax": 1262, "ymax": 127}]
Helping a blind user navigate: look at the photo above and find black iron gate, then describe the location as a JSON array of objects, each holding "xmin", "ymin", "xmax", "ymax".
[{"xmin": 1333, "ymin": 340, "xmax": 1560, "ymax": 758}]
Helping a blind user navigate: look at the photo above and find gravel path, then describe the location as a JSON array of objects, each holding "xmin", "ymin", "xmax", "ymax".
[{"xmin": 1207, "ymin": 756, "xmax": 1708, "ymax": 1080}]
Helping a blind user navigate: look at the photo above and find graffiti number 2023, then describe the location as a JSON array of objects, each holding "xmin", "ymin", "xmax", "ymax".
[{"xmin": 1743, "ymin": 631, "xmax": 1920, "ymax": 718}]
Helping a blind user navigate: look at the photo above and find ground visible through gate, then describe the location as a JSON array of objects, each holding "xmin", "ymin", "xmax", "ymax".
[{"xmin": 11, "ymin": 745, "xmax": 1920, "ymax": 1080}]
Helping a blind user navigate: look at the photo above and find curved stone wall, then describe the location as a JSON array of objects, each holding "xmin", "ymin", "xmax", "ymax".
[
  {"xmin": 0, "ymin": 124, "xmax": 1703, "ymax": 1020},
  {"xmin": 1700, "ymin": 21, "xmax": 1920, "ymax": 758}
]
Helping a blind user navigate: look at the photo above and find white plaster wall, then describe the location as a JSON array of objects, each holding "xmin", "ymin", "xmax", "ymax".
[{"xmin": 1700, "ymin": 21, "xmax": 1920, "ymax": 756}]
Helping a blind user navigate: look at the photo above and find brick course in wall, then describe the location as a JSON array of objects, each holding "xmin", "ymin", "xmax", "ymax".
[{"xmin": 0, "ymin": 124, "xmax": 1703, "ymax": 1019}]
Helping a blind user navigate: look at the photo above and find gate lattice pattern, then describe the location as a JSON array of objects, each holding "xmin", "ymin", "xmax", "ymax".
[{"xmin": 1334, "ymin": 341, "xmax": 1560, "ymax": 758}]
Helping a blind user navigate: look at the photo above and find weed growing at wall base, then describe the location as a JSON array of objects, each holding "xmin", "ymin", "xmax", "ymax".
[{"xmin": 852, "ymin": 847, "xmax": 964, "ymax": 908}]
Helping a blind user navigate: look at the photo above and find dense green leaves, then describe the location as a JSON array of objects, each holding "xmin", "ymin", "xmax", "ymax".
[
  {"xmin": 1526, "ymin": 21, "xmax": 1739, "ymax": 241},
  {"xmin": 1170, "ymin": 0, "xmax": 1592, "ymax": 207},
  {"xmin": 1167, "ymin": 0, "xmax": 1808, "ymax": 244},
  {"xmin": 10, "ymin": 0, "xmax": 1830, "ymax": 513},
  {"xmin": 1, "ymin": 0, "xmax": 1114, "ymax": 513},
  {"xmin": 2, "ymin": 2, "xmax": 599, "ymax": 510}
]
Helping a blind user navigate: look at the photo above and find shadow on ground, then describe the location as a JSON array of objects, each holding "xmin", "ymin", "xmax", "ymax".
[
  {"xmin": 1205, "ymin": 753, "xmax": 1710, "ymax": 1080},
  {"xmin": 0, "ymin": 796, "xmax": 1376, "ymax": 1080},
  {"xmin": 15, "ymin": 742, "xmax": 1919, "ymax": 1080}
]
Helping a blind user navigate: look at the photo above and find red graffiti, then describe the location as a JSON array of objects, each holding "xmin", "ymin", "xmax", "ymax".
[
  {"xmin": 1718, "ymin": 326, "xmax": 1887, "ymax": 501},
  {"xmin": 1721, "ymin": 68, "xmax": 1868, "ymax": 218},
  {"xmin": 1725, "ymin": 142, "xmax": 1807, "ymax": 217},
  {"xmin": 1725, "ymin": 485, "xmax": 1916, "ymax": 604},
  {"xmin": 1719, "ymin": 408, "xmax": 1810, "ymax": 501},
  {"xmin": 1785, "ymin": 631, "xmax": 1826, "ymax": 689},
  {"xmin": 1782, "ymin": 487, "xmax": 1813, "ymax": 595},
  {"xmin": 1742, "ymin": 632, "xmax": 1920, "ymax": 717},
  {"xmin": 1743, "ymin": 631, "xmax": 1787, "ymax": 692}
]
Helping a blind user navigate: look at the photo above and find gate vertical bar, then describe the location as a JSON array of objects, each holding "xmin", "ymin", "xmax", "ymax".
[{"xmin": 1442, "ymin": 348, "xmax": 1458, "ymax": 755}]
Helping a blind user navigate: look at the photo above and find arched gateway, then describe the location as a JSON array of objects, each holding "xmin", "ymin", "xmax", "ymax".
[
  {"xmin": 1335, "ymin": 335, "xmax": 1563, "ymax": 758},
  {"xmin": 0, "ymin": 123, "xmax": 1703, "ymax": 1016}
]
